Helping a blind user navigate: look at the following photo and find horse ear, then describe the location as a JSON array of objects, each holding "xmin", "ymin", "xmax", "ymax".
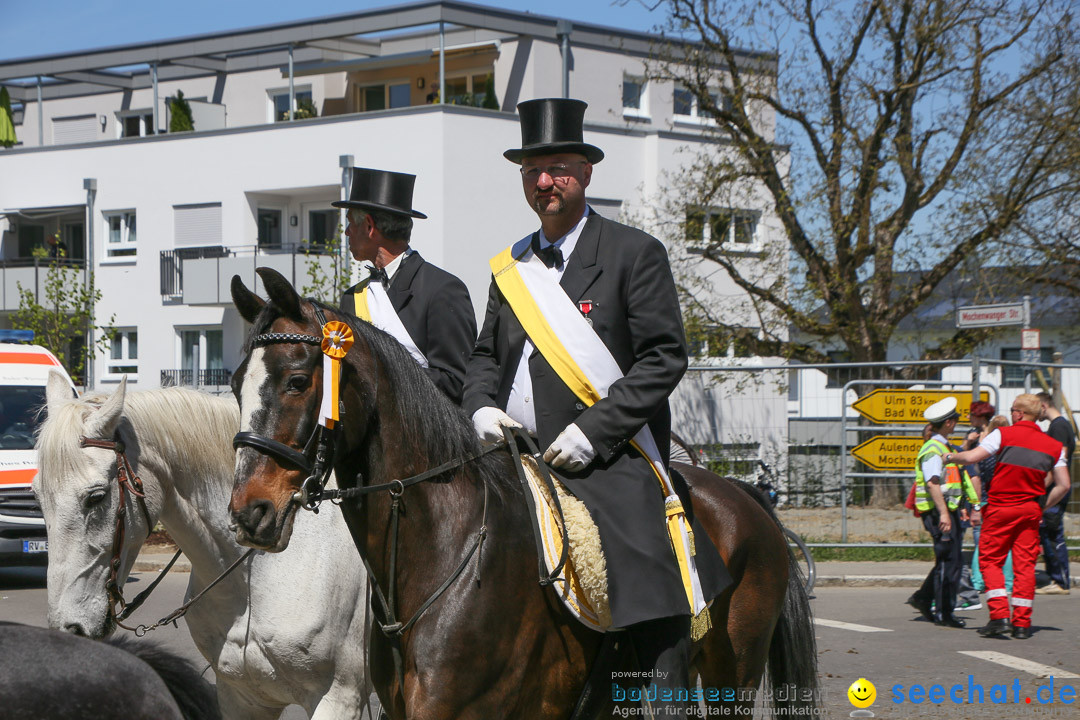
[
  {"xmin": 231, "ymin": 275, "xmax": 266, "ymax": 324},
  {"xmin": 84, "ymin": 376, "xmax": 127, "ymax": 439},
  {"xmin": 256, "ymin": 267, "xmax": 304, "ymax": 322},
  {"xmin": 45, "ymin": 370, "xmax": 74, "ymax": 411}
]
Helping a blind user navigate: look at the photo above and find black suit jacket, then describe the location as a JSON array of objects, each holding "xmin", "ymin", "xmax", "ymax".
[
  {"xmin": 463, "ymin": 212, "xmax": 729, "ymax": 626},
  {"xmin": 464, "ymin": 212, "xmax": 686, "ymax": 461},
  {"xmin": 341, "ymin": 252, "xmax": 476, "ymax": 404}
]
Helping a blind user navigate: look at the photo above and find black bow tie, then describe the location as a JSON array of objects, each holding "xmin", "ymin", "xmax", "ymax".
[
  {"xmin": 367, "ymin": 265, "xmax": 390, "ymax": 287},
  {"xmin": 532, "ymin": 238, "xmax": 564, "ymax": 270}
]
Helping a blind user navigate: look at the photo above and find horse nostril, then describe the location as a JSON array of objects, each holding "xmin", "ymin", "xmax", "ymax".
[
  {"xmin": 64, "ymin": 622, "xmax": 86, "ymax": 637},
  {"xmin": 235, "ymin": 499, "xmax": 278, "ymax": 543}
]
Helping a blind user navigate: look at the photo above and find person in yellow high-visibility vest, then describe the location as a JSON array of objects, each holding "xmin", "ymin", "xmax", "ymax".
[{"xmin": 906, "ymin": 397, "xmax": 981, "ymax": 627}]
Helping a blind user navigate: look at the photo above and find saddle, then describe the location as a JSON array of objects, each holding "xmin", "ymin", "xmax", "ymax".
[{"xmin": 517, "ymin": 453, "xmax": 613, "ymax": 631}]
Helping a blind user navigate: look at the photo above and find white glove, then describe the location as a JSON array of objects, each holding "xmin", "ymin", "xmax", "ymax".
[
  {"xmin": 543, "ymin": 423, "xmax": 596, "ymax": 471},
  {"xmin": 471, "ymin": 407, "xmax": 522, "ymax": 446}
]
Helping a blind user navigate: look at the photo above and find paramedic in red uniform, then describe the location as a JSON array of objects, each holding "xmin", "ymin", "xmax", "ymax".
[{"xmin": 945, "ymin": 393, "xmax": 1070, "ymax": 639}]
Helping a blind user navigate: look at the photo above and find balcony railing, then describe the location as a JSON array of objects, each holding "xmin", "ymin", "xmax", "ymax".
[
  {"xmin": 160, "ymin": 243, "xmax": 342, "ymax": 305},
  {"xmin": 160, "ymin": 368, "xmax": 233, "ymax": 388}
]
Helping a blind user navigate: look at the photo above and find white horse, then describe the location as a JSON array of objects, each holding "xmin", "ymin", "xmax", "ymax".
[{"xmin": 34, "ymin": 372, "xmax": 372, "ymax": 720}]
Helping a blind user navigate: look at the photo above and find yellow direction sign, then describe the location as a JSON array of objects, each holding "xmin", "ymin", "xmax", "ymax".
[
  {"xmin": 851, "ymin": 435, "xmax": 966, "ymax": 471},
  {"xmin": 851, "ymin": 389, "xmax": 990, "ymax": 425}
]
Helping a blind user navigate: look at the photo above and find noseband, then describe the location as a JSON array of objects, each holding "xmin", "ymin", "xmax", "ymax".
[{"xmin": 232, "ymin": 306, "xmax": 336, "ymax": 511}]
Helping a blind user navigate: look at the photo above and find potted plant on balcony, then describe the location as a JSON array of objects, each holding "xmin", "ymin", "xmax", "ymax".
[{"xmin": 169, "ymin": 90, "xmax": 194, "ymax": 132}]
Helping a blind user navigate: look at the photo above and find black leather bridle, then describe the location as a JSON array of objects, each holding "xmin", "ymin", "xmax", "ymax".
[{"xmin": 232, "ymin": 306, "xmax": 337, "ymax": 512}]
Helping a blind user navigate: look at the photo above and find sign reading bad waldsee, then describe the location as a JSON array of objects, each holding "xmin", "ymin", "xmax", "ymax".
[
  {"xmin": 852, "ymin": 389, "xmax": 991, "ymax": 425},
  {"xmin": 956, "ymin": 302, "xmax": 1025, "ymax": 328}
]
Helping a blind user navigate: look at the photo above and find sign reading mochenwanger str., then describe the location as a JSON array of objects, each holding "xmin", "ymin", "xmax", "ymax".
[
  {"xmin": 851, "ymin": 389, "xmax": 991, "ymax": 425},
  {"xmin": 851, "ymin": 435, "xmax": 965, "ymax": 471}
]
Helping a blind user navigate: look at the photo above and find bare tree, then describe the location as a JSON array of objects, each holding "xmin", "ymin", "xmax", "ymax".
[{"xmin": 647, "ymin": 0, "xmax": 1080, "ymax": 364}]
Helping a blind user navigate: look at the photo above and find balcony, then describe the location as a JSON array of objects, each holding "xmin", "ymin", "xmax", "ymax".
[
  {"xmin": 160, "ymin": 368, "xmax": 233, "ymax": 388},
  {"xmin": 161, "ymin": 243, "xmax": 343, "ymax": 305},
  {"xmin": 0, "ymin": 257, "xmax": 87, "ymax": 312}
]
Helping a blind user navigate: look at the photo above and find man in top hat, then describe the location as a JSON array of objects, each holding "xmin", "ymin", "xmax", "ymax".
[
  {"xmin": 946, "ymin": 394, "xmax": 1070, "ymax": 638},
  {"xmin": 463, "ymin": 98, "xmax": 729, "ymax": 715},
  {"xmin": 906, "ymin": 397, "xmax": 981, "ymax": 628},
  {"xmin": 334, "ymin": 167, "xmax": 476, "ymax": 404}
]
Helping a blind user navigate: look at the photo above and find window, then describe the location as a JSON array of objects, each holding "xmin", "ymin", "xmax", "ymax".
[
  {"xmin": 825, "ymin": 350, "xmax": 856, "ymax": 389},
  {"xmin": 60, "ymin": 221, "xmax": 85, "ymax": 261},
  {"xmin": 107, "ymin": 329, "xmax": 138, "ymax": 379},
  {"xmin": 307, "ymin": 209, "xmax": 339, "ymax": 250},
  {"xmin": 257, "ymin": 209, "xmax": 282, "ymax": 248},
  {"xmin": 270, "ymin": 88, "xmax": 313, "ymax": 122},
  {"xmin": 174, "ymin": 203, "xmax": 222, "ymax": 247},
  {"xmin": 104, "ymin": 211, "xmax": 136, "ymax": 258},
  {"xmin": 389, "ymin": 83, "xmax": 410, "ymax": 108},
  {"xmin": 1001, "ymin": 348, "xmax": 1055, "ymax": 388},
  {"xmin": 673, "ymin": 84, "xmax": 730, "ymax": 121},
  {"xmin": 118, "ymin": 111, "xmax": 154, "ymax": 138},
  {"xmin": 176, "ymin": 328, "xmax": 228, "ymax": 386},
  {"xmin": 622, "ymin": 76, "xmax": 647, "ymax": 117},
  {"xmin": 17, "ymin": 224, "xmax": 44, "ymax": 258},
  {"xmin": 686, "ymin": 208, "xmax": 759, "ymax": 251}
]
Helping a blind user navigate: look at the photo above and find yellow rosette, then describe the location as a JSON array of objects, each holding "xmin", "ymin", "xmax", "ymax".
[{"xmin": 319, "ymin": 321, "xmax": 354, "ymax": 428}]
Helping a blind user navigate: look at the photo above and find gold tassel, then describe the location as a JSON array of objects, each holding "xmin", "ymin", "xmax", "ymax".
[{"xmin": 691, "ymin": 606, "xmax": 713, "ymax": 641}]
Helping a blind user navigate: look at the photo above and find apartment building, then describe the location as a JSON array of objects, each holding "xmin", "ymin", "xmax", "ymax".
[{"xmin": 0, "ymin": 1, "xmax": 782, "ymax": 454}]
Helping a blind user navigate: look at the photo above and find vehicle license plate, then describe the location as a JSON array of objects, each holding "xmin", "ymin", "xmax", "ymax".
[{"xmin": 22, "ymin": 540, "xmax": 47, "ymax": 554}]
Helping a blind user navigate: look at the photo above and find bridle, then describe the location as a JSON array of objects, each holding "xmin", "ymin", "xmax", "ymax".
[
  {"xmin": 79, "ymin": 436, "xmax": 161, "ymax": 630},
  {"xmin": 231, "ymin": 308, "xmax": 337, "ymax": 513}
]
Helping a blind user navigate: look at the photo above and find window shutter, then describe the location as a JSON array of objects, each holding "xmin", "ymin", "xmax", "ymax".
[
  {"xmin": 52, "ymin": 115, "xmax": 99, "ymax": 145},
  {"xmin": 173, "ymin": 203, "xmax": 222, "ymax": 247}
]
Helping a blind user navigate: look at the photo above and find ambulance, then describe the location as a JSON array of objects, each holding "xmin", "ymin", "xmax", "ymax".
[{"xmin": 0, "ymin": 330, "xmax": 77, "ymax": 566}]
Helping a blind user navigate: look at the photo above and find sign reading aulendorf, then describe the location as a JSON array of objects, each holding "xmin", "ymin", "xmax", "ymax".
[
  {"xmin": 852, "ymin": 435, "xmax": 966, "ymax": 470},
  {"xmin": 851, "ymin": 389, "xmax": 991, "ymax": 425}
]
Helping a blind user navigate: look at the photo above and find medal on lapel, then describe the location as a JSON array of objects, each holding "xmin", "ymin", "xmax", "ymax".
[{"xmin": 578, "ymin": 300, "xmax": 596, "ymax": 327}]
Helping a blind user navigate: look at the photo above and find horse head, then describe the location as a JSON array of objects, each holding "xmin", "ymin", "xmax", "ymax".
[
  {"xmin": 35, "ymin": 373, "xmax": 158, "ymax": 638},
  {"xmin": 229, "ymin": 268, "xmax": 377, "ymax": 551}
]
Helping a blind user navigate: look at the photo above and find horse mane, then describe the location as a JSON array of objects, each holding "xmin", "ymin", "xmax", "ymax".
[
  {"xmin": 245, "ymin": 297, "xmax": 517, "ymax": 496},
  {"xmin": 37, "ymin": 388, "xmax": 239, "ymax": 483}
]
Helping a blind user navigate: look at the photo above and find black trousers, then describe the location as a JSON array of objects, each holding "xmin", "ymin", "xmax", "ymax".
[
  {"xmin": 914, "ymin": 508, "xmax": 964, "ymax": 620},
  {"xmin": 627, "ymin": 615, "xmax": 692, "ymax": 718}
]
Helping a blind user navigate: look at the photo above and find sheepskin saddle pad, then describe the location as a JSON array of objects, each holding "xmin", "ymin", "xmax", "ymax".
[{"xmin": 519, "ymin": 454, "xmax": 612, "ymax": 631}]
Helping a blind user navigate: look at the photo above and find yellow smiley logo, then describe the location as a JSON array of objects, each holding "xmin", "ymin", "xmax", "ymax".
[{"xmin": 847, "ymin": 678, "xmax": 876, "ymax": 708}]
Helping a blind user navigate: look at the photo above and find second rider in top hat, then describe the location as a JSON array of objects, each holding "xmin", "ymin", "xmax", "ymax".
[
  {"xmin": 463, "ymin": 98, "xmax": 730, "ymax": 716},
  {"xmin": 335, "ymin": 167, "xmax": 476, "ymax": 404}
]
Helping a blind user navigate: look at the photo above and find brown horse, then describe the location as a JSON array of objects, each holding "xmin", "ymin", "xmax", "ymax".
[{"xmin": 228, "ymin": 268, "xmax": 817, "ymax": 719}]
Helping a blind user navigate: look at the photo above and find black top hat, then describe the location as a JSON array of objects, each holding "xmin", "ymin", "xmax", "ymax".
[
  {"xmin": 331, "ymin": 167, "xmax": 427, "ymax": 219},
  {"xmin": 504, "ymin": 98, "xmax": 604, "ymax": 164}
]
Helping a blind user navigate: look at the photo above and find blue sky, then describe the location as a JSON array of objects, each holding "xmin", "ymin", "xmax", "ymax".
[{"xmin": 0, "ymin": 0, "xmax": 668, "ymax": 61}]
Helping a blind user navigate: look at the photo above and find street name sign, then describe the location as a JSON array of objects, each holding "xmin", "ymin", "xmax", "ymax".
[
  {"xmin": 956, "ymin": 303, "xmax": 1025, "ymax": 328},
  {"xmin": 851, "ymin": 435, "xmax": 964, "ymax": 471},
  {"xmin": 851, "ymin": 389, "xmax": 991, "ymax": 424}
]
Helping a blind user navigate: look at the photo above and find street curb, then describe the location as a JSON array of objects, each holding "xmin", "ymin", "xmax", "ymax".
[
  {"xmin": 817, "ymin": 575, "xmax": 925, "ymax": 588},
  {"xmin": 133, "ymin": 554, "xmax": 191, "ymax": 573}
]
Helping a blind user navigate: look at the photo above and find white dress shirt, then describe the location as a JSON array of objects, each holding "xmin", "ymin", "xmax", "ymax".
[{"xmin": 506, "ymin": 207, "xmax": 591, "ymax": 434}]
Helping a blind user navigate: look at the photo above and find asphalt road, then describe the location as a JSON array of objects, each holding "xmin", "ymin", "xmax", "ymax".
[{"xmin": 4, "ymin": 568, "xmax": 1080, "ymax": 719}]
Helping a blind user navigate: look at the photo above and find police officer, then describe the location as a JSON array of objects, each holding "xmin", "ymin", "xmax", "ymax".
[
  {"xmin": 906, "ymin": 397, "xmax": 981, "ymax": 628},
  {"xmin": 947, "ymin": 393, "xmax": 1071, "ymax": 638}
]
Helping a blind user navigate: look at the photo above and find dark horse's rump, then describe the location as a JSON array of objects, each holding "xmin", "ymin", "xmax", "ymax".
[
  {"xmin": 0, "ymin": 622, "xmax": 220, "ymax": 720},
  {"xmin": 228, "ymin": 268, "xmax": 818, "ymax": 719}
]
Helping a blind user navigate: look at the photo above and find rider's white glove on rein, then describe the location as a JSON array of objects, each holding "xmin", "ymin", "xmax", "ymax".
[
  {"xmin": 543, "ymin": 423, "xmax": 596, "ymax": 471},
  {"xmin": 471, "ymin": 407, "xmax": 523, "ymax": 446}
]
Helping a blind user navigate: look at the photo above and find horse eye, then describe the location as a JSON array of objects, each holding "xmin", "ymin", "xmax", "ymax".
[
  {"xmin": 286, "ymin": 374, "xmax": 310, "ymax": 392},
  {"xmin": 85, "ymin": 489, "xmax": 106, "ymax": 507}
]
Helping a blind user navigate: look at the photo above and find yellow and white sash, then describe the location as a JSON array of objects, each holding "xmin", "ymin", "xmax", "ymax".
[
  {"xmin": 353, "ymin": 280, "xmax": 429, "ymax": 369},
  {"xmin": 490, "ymin": 242, "xmax": 710, "ymax": 626}
]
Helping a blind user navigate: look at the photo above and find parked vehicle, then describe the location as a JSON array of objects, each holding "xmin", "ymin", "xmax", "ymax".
[{"xmin": 0, "ymin": 330, "xmax": 76, "ymax": 566}]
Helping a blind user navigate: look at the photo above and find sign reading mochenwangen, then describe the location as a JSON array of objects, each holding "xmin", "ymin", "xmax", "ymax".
[{"xmin": 955, "ymin": 303, "xmax": 1025, "ymax": 328}]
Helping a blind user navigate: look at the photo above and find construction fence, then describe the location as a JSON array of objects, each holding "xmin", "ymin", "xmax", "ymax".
[{"xmin": 669, "ymin": 356, "xmax": 1080, "ymax": 544}]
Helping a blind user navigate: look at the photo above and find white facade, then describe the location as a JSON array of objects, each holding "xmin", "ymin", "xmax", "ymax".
[{"xmin": 0, "ymin": 3, "xmax": 783, "ymax": 421}]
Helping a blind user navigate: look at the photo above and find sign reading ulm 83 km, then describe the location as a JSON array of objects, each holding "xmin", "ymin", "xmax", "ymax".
[{"xmin": 851, "ymin": 389, "xmax": 991, "ymax": 425}]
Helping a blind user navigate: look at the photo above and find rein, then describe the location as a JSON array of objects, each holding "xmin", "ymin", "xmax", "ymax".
[{"xmin": 80, "ymin": 435, "xmax": 256, "ymax": 637}]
